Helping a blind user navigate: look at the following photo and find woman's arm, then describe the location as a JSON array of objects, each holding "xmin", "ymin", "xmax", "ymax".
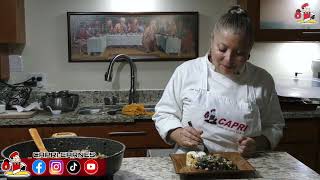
[
  {"xmin": 261, "ymin": 87, "xmax": 285, "ymax": 149},
  {"xmin": 152, "ymin": 69, "xmax": 184, "ymax": 144},
  {"xmin": 238, "ymin": 135, "xmax": 271, "ymax": 157}
]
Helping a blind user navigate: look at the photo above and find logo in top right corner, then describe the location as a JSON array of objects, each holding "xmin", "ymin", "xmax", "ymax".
[{"xmin": 294, "ymin": 3, "xmax": 317, "ymax": 24}]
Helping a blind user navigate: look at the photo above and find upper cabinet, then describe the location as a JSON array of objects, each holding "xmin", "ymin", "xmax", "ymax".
[
  {"xmin": 238, "ymin": 0, "xmax": 320, "ymax": 41},
  {"xmin": 0, "ymin": 0, "xmax": 25, "ymax": 44}
]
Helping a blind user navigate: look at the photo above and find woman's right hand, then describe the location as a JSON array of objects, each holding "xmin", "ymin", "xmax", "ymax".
[{"xmin": 169, "ymin": 127, "xmax": 203, "ymax": 148}]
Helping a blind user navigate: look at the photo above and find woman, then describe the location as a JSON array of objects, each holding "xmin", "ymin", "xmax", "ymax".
[{"xmin": 152, "ymin": 6, "xmax": 285, "ymax": 157}]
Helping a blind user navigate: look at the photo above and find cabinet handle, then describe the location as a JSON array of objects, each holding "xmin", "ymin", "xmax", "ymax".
[
  {"xmin": 108, "ymin": 131, "xmax": 147, "ymax": 136},
  {"xmin": 302, "ymin": 32, "xmax": 320, "ymax": 35}
]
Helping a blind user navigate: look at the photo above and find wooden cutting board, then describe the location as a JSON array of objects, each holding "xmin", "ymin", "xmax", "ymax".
[
  {"xmin": 0, "ymin": 110, "xmax": 37, "ymax": 119},
  {"xmin": 170, "ymin": 152, "xmax": 255, "ymax": 176}
]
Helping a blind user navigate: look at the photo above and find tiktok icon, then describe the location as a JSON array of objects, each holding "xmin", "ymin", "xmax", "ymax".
[{"xmin": 67, "ymin": 160, "xmax": 81, "ymax": 175}]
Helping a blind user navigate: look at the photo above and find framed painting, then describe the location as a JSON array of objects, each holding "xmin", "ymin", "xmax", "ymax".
[{"xmin": 67, "ymin": 12, "xmax": 198, "ymax": 62}]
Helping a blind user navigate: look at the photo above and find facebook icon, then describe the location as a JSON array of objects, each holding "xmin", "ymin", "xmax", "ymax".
[{"xmin": 32, "ymin": 160, "xmax": 46, "ymax": 175}]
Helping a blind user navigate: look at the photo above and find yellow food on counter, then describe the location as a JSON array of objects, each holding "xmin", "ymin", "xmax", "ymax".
[
  {"xmin": 122, "ymin": 103, "xmax": 154, "ymax": 116},
  {"xmin": 186, "ymin": 151, "xmax": 206, "ymax": 167}
]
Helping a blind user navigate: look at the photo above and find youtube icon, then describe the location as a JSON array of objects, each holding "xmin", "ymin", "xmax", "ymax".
[{"xmin": 84, "ymin": 159, "xmax": 98, "ymax": 175}]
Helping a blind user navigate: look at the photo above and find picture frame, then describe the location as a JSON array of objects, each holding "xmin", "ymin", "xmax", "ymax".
[{"xmin": 67, "ymin": 12, "xmax": 199, "ymax": 62}]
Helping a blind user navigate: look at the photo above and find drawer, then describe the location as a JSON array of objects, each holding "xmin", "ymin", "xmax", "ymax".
[
  {"xmin": 279, "ymin": 120, "xmax": 318, "ymax": 144},
  {"xmin": 124, "ymin": 148, "xmax": 147, "ymax": 157},
  {"xmin": 0, "ymin": 123, "xmax": 173, "ymax": 153},
  {"xmin": 0, "ymin": 127, "xmax": 31, "ymax": 150},
  {"xmin": 39, "ymin": 122, "xmax": 172, "ymax": 149},
  {"xmin": 275, "ymin": 144, "xmax": 317, "ymax": 171}
]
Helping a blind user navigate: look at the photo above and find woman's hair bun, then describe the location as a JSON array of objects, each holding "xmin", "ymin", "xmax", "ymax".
[{"xmin": 228, "ymin": 5, "xmax": 247, "ymax": 15}]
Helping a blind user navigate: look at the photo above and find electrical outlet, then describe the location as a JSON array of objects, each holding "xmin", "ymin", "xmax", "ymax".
[{"xmin": 28, "ymin": 72, "xmax": 47, "ymax": 88}]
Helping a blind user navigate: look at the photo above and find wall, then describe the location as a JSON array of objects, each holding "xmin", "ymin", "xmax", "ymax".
[
  {"xmin": 9, "ymin": 0, "xmax": 234, "ymax": 91},
  {"xmin": 251, "ymin": 43, "xmax": 320, "ymax": 81},
  {"xmin": 8, "ymin": 0, "xmax": 320, "ymax": 91}
]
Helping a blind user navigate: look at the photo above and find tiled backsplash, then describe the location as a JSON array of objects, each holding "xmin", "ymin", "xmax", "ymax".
[{"xmin": 29, "ymin": 90, "xmax": 164, "ymax": 106}]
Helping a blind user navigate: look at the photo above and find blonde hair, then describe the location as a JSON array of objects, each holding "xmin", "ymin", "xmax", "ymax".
[{"xmin": 210, "ymin": 6, "xmax": 254, "ymax": 49}]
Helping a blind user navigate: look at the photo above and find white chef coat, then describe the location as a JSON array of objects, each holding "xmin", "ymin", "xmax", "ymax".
[{"xmin": 152, "ymin": 54, "xmax": 285, "ymax": 153}]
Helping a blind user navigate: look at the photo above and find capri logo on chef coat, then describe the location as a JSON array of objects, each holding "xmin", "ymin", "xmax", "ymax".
[
  {"xmin": 204, "ymin": 109, "xmax": 218, "ymax": 124},
  {"xmin": 203, "ymin": 109, "xmax": 248, "ymax": 134}
]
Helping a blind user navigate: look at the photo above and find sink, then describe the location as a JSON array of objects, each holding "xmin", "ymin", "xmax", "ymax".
[
  {"xmin": 143, "ymin": 104, "xmax": 156, "ymax": 112},
  {"xmin": 76, "ymin": 104, "xmax": 155, "ymax": 115},
  {"xmin": 275, "ymin": 78, "xmax": 320, "ymax": 98},
  {"xmin": 77, "ymin": 106, "xmax": 104, "ymax": 115}
]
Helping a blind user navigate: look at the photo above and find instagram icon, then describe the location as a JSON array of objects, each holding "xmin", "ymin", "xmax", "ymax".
[{"xmin": 49, "ymin": 160, "xmax": 64, "ymax": 175}]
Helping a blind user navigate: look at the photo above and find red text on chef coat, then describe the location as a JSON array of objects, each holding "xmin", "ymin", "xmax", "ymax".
[
  {"xmin": 203, "ymin": 109, "xmax": 248, "ymax": 134},
  {"xmin": 217, "ymin": 118, "xmax": 248, "ymax": 132}
]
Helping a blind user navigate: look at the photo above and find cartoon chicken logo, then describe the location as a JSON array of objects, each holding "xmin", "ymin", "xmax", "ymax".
[
  {"xmin": 1, "ymin": 151, "xmax": 31, "ymax": 177},
  {"xmin": 294, "ymin": 3, "xmax": 317, "ymax": 24}
]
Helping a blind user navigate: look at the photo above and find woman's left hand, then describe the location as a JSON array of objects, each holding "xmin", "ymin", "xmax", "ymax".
[{"xmin": 238, "ymin": 137, "xmax": 256, "ymax": 157}]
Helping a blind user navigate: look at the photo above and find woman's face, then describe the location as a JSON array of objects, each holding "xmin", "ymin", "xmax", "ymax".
[{"xmin": 210, "ymin": 30, "xmax": 251, "ymax": 77}]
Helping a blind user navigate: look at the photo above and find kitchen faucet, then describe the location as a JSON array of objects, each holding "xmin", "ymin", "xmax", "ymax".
[
  {"xmin": 105, "ymin": 54, "xmax": 136, "ymax": 104},
  {"xmin": 294, "ymin": 72, "xmax": 302, "ymax": 78}
]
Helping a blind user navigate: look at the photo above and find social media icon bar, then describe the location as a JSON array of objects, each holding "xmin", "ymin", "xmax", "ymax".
[
  {"xmin": 67, "ymin": 160, "xmax": 81, "ymax": 175},
  {"xmin": 32, "ymin": 160, "xmax": 46, "ymax": 175},
  {"xmin": 49, "ymin": 160, "xmax": 64, "ymax": 175},
  {"xmin": 84, "ymin": 159, "xmax": 98, "ymax": 175}
]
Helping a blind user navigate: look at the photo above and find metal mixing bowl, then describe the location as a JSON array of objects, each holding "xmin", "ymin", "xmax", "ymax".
[{"xmin": 41, "ymin": 92, "xmax": 79, "ymax": 112}]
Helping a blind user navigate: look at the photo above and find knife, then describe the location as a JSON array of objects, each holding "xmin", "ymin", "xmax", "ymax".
[{"xmin": 188, "ymin": 121, "xmax": 209, "ymax": 153}]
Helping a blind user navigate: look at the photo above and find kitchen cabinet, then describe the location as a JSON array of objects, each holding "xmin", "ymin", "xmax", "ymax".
[
  {"xmin": 1, "ymin": 118, "xmax": 319, "ymax": 173},
  {"xmin": 0, "ymin": 121, "xmax": 172, "ymax": 158},
  {"xmin": 274, "ymin": 118, "xmax": 319, "ymax": 173},
  {"xmin": 0, "ymin": 0, "xmax": 25, "ymax": 80},
  {"xmin": 238, "ymin": 0, "xmax": 320, "ymax": 41},
  {"xmin": 0, "ymin": 0, "xmax": 25, "ymax": 44}
]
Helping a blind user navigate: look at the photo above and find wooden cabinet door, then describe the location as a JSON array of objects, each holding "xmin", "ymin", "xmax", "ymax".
[
  {"xmin": 38, "ymin": 122, "xmax": 171, "ymax": 149},
  {"xmin": 275, "ymin": 144, "xmax": 317, "ymax": 171},
  {"xmin": 280, "ymin": 119, "xmax": 318, "ymax": 144},
  {"xmin": 0, "ymin": 122, "xmax": 172, "ymax": 158},
  {"xmin": 238, "ymin": 0, "xmax": 320, "ymax": 41},
  {"xmin": 0, "ymin": 0, "xmax": 25, "ymax": 43},
  {"xmin": 0, "ymin": 127, "xmax": 30, "ymax": 150},
  {"xmin": 275, "ymin": 119, "xmax": 319, "ymax": 172},
  {"xmin": 38, "ymin": 122, "xmax": 172, "ymax": 157}
]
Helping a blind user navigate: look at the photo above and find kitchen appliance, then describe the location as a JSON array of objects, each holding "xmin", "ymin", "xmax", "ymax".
[
  {"xmin": 312, "ymin": 59, "xmax": 320, "ymax": 78},
  {"xmin": 41, "ymin": 91, "xmax": 79, "ymax": 112},
  {"xmin": 1, "ymin": 136, "xmax": 125, "ymax": 177}
]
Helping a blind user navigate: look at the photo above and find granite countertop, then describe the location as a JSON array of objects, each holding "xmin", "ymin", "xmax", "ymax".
[
  {"xmin": 1, "ymin": 105, "xmax": 320, "ymax": 127},
  {"xmin": 114, "ymin": 152, "xmax": 320, "ymax": 180},
  {"xmin": 0, "ymin": 106, "xmax": 153, "ymax": 127},
  {"xmin": 283, "ymin": 108, "xmax": 320, "ymax": 119}
]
